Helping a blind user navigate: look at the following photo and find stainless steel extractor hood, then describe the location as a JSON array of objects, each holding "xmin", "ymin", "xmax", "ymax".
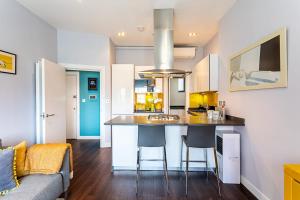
[{"xmin": 138, "ymin": 9, "xmax": 191, "ymax": 79}]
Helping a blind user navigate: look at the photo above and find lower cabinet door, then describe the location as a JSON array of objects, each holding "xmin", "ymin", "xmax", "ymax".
[
  {"xmin": 292, "ymin": 179, "xmax": 300, "ymax": 199},
  {"xmin": 285, "ymin": 173, "xmax": 300, "ymax": 200},
  {"xmin": 112, "ymin": 125, "xmax": 138, "ymax": 169}
]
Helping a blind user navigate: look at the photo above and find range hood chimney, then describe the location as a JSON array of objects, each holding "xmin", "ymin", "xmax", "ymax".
[
  {"xmin": 139, "ymin": 9, "xmax": 191, "ymax": 78},
  {"xmin": 154, "ymin": 9, "xmax": 174, "ymax": 71}
]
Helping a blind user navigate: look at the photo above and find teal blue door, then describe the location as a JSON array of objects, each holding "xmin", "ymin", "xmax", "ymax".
[{"xmin": 79, "ymin": 71, "xmax": 100, "ymax": 137}]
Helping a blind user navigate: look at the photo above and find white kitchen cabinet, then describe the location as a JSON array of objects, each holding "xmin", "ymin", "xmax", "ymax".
[
  {"xmin": 192, "ymin": 54, "xmax": 218, "ymax": 92},
  {"xmin": 112, "ymin": 64, "xmax": 134, "ymax": 115},
  {"xmin": 198, "ymin": 56, "xmax": 210, "ymax": 92},
  {"xmin": 112, "ymin": 125, "xmax": 138, "ymax": 169},
  {"xmin": 191, "ymin": 64, "xmax": 199, "ymax": 93}
]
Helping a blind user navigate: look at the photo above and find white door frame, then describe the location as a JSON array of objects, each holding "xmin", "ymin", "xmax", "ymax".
[
  {"xmin": 66, "ymin": 71, "xmax": 79, "ymax": 139},
  {"xmin": 61, "ymin": 63, "xmax": 106, "ymax": 147}
]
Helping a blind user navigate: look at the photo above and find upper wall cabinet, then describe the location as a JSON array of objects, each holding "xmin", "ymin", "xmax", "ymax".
[
  {"xmin": 112, "ymin": 64, "xmax": 135, "ymax": 115},
  {"xmin": 192, "ymin": 54, "xmax": 219, "ymax": 92}
]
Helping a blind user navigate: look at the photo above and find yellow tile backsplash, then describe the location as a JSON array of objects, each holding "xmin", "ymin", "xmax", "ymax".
[
  {"xmin": 189, "ymin": 92, "xmax": 218, "ymax": 108},
  {"xmin": 135, "ymin": 92, "xmax": 164, "ymax": 112}
]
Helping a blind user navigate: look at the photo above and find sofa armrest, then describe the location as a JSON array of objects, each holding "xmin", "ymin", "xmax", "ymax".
[{"xmin": 59, "ymin": 148, "xmax": 70, "ymax": 192}]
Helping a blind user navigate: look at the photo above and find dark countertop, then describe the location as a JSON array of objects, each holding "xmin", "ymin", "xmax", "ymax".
[
  {"xmin": 104, "ymin": 113, "xmax": 245, "ymax": 126},
  {"xmin": 134, "ymin": 110, "xmax": 164, "ymax": 114}
]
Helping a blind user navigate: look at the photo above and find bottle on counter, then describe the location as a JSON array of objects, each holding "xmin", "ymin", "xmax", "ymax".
[
  {"xmin": 219, "ymin": 101, "xmax": 226, "ymax": 120},
  {"xmin": 151, "ymin": 103, "xmax": 155, "ymax": 112}
]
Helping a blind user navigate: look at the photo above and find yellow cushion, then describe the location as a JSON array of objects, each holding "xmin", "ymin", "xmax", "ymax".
[{"xmin": 14, "ymin": 141, "xmax": 27, "ymax": 177}]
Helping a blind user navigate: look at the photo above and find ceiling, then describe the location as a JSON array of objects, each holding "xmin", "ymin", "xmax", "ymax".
[{"xmin": 17, "ymin": 0, "xmax": 236, "ymax": 47}]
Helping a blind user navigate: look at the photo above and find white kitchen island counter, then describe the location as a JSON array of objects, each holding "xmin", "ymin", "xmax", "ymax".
[{"xmin": 105, "ymin": 114, "xmax": 245, "ymax": 172}]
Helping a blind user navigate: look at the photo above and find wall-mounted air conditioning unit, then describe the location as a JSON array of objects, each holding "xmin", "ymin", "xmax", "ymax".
[{"xmin": 174, "ymin": 47, "xmax": 196, "ymax": 59}]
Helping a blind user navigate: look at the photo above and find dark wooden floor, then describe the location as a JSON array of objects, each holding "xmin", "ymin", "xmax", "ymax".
[{"xmin": 67, "ymin": 140, "xmax": 257, "ymax": 200}]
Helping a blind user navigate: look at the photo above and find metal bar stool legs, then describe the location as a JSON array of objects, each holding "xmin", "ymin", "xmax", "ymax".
[
  {"xmin": 183, "ymin": 147, "xmax": 221, "ymax": 197},
  {"xmin": 136, "ymin": 146, "xmax": 169, "ymax": 195},
  {"xmin": 163, "ymin": 146, "xmax": 169, "ymax": 193},
  {"xmin": 205, "ymin": 148, "xmax": 209, "ymax": 180},
  {"xmin": 180, "ymin": 139, "xmax": 184, "ymax": 171},
  {"xmin": 181, "ymin": 126, "xmax": 222, "ymax": 197},
  {"xmin": 136, "ymin": 147, "xmax": 140, "ymax": 195},
  {"xmin": 185, "ymin": 147, "xmax": 189, "ymax": 196},
  {"xmin": 136, "ymin": 125, "xmax": 168, "ymax": 195}
]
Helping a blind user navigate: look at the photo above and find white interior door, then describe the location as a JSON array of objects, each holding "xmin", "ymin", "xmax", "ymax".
[
  {"xmin": 66, "ymin": 72, "xmax": 78, "ymax": 139},
  {"xmin": 36, "ymin": 58, "xmax": 66, "ymax": 144}
]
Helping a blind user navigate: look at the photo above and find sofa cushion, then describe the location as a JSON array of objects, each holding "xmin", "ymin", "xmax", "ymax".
[
  {"xmin": 0, "ymin": 148, "xmax": 19, "ymax": 195},
  {"xmin": 0, "ymin": 174, "xmax": 63, "ymax": 200},
  {"xmin": 14, "ymin": 141, "xmax": 27, "ymax": 177}
]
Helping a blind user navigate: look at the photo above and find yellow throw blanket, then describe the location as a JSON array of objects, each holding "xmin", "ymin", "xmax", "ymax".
[{"xmin": 24, "ymin": 143, "xmax": 73, "ymax": 176}]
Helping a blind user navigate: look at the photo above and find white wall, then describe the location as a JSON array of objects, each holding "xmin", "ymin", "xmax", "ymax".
[
  {"xmin": 116, "ymin": 47, "xmax": 204, "ymax": 71},
  {"xmin": 57, "ymin": 30, "xmax": 114, "ymax": 147},
  {"xmin": 204, "ymin": 0, "xmax": 300, "ymax": 199},
  {"xmin": 58, "ymin": 30, "xmax": 110, "ymax": 66},
  {"xmin": 0, "ymin": 0, "xmax": 57, "ymax": 146}
]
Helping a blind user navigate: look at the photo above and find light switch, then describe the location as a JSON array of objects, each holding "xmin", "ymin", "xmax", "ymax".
[{"xmin": 82, "ymin": 99, "xmax": 86, "ymax": 103}]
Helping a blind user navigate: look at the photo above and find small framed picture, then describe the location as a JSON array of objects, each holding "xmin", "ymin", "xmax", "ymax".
[
  {"xmin": 0, "ymin": 50, "xmax": 17, "ymax": 75},
  {"xmin": 88, "ymin": 78, "xmax": 98, "ymax": 90}
]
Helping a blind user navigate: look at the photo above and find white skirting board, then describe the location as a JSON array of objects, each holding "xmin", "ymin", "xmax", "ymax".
[
  {"xmin": 101, "ymin": 142, "xmax": 111, "ymax": 148},
  {"xmin": 241, "ymin": 176, "xmax": 271, "ymax": 200}
]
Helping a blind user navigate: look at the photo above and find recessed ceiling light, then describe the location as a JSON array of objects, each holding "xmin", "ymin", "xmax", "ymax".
[
  {"xmin": 77, "ymin": 0, "xmax": 82, "ymax": 3},
  {"xmin": 118, "ymin": 32, "xmax": 125, "ymax": 37},
  {"xmin": 188, "ymin": 32, "xmax": 197, "ymax": 37}
]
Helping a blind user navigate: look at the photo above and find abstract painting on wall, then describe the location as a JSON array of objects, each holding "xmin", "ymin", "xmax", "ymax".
[
  {"xmin": 0, "ymin": 50, "xmax": 16, "ymax": 75},
  {"xmin": 229, "ymin": 28, "xmax": 287, "ymax": 91}
]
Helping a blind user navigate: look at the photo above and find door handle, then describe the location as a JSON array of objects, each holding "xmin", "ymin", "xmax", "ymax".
[{"xmin": 46, "ymin": 114, "xmax": 55, "ymax": 118}]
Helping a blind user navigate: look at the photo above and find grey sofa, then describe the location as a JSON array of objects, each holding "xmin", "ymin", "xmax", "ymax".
[{"xmin": 0, "ymin": 139, "xmax": 70, "ymax": 200}]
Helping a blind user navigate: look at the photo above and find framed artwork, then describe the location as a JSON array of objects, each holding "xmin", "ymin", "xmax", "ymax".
[
  {"xmin": 0, "ymin": 50, "xmax": 17, "ymax": 75},
  {"xmin": 229, "ymin": 28, "xmax": 287, "ymax": 92},
  {"xmin": 88, "ymin": 78, "xmax": 98, "ymax": 90}
]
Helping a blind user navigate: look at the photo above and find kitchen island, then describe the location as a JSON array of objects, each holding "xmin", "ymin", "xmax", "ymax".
[{"xmin": 105, "ymin": 113, "xmax": 245, "ymax": 181}]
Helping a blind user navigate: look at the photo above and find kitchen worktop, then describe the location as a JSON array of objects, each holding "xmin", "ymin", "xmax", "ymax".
[
  {"xmin": 134, "ymin": 110, "xmax": 164, "ymax": 113},
  {"xmin": 105, "ymin": 113, "xmax": 245, "ymax": 126}
]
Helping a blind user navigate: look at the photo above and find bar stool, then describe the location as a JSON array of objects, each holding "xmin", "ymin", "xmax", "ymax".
[
  {"xmin": 136, "ymin": 125, "xmax": 169, "ymax": 195},
  {"xmin": 180, "ymin": 125, "xmax": 221, "ymax": 197}
]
